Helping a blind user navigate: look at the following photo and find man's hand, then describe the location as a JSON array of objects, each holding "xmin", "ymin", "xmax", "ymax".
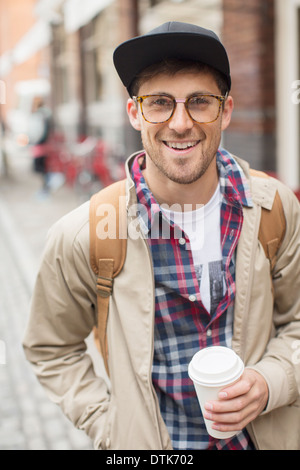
[{"xmin": 203, "ymin": 369, "xmax": 269, "ymax": 433}]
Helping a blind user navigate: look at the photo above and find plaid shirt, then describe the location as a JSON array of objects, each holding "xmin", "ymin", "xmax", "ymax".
[{"xmin": 131, "ymin": 148, "xmax": 255, "ymax": 450}]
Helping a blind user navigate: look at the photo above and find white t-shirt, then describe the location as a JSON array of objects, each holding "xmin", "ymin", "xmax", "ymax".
[{"xmin": 162, "ymin": 184, "xmax": 224, "ymax": 313}]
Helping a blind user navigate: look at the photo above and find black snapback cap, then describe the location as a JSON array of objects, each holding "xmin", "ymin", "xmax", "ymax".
[{"xmin": 113, "ymin": 21, "xmax": 231, "ymax": 95}]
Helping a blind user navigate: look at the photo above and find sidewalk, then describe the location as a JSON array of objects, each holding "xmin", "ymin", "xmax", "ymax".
[{"xmin": 0, "ymin": 151, "xmax": 94, "ymax": 450}]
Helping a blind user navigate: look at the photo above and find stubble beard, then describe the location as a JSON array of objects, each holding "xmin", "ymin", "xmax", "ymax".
[{"xmin": 141, "ymin": 132, "xmax": 220, "ymax": 185}]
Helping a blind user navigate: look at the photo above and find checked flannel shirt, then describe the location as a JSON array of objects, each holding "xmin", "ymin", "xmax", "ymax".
[{"xmin": 131, "ymin": 148, "xmax": 255, "ymax": 450}]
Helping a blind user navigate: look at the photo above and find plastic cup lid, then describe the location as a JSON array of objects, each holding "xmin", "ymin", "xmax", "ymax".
[{"xmin": 188, "ymin": 346, "xmax": 244, "ymax": 386}]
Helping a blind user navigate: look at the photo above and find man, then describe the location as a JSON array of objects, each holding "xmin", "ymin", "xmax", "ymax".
[
  {"xmin": 23, "ymin": 22, "xmax": 300, "ymax": 450},
  {"xmin": 30, "ymin": 97, "xmax": 52, "ymax": 194}
]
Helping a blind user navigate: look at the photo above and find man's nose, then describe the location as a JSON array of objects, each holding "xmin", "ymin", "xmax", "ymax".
[{"xmin": 168, "ymin": 101, "xmax": 194, "ymax": 132}]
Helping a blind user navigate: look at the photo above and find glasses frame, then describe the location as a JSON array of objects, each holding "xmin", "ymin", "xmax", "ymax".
[{"xmin": 133, "ymin": 93, "xmax": 228, "ymax": 124}]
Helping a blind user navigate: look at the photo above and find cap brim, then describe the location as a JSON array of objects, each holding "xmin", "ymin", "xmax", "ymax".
[{"xmin": 113, "ymin": 32, "xmax": 231, "ymax": 94}]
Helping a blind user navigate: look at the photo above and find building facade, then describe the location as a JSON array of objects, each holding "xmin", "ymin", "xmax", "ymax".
[{"xmin": 222, "ymin": 0, "xmax": 300, "ymax": 191}]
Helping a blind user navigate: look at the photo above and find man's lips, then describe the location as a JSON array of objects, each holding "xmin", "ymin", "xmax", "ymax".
[{"xmin": 163, "ymin": 140, "xmax": 200, "ymax": 152}]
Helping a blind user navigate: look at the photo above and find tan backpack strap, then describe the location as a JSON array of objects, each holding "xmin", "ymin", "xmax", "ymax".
[
  {"xmin": 249, "ymin": 169, "xmax": 286, "ymax": 271},
  {"xmin": 89, "ymin": 179, "xmax": 127, "ymax": 375},
  {"xmin": 89, "ymin": 179, "xmax": 127, "ymax": 276},
  {"xmin": 259, "ymin": 191, "xmax": 286, "ymax": 271}
]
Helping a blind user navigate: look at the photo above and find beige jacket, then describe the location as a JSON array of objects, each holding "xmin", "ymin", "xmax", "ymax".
[{"xmin": 23, "ymin": 154, "xmax": 300, "ymax": 450}]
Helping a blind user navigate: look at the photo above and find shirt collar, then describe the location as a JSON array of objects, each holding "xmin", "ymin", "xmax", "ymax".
[
  {"xmin": 131, "ymin": 154, "xmax": 160, "ymax": 235},
  {"xmin": 216, "ymin": 147, "xmax": 253, "ymax": 208}
]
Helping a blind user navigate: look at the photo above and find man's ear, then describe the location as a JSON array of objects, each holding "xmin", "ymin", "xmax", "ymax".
[
  {"xmin": 221, "ymin": 95, "xmax": 234, "ymax": 132},
  {"xmin": 127, "ymin": 98, "xmax": 142, "ymax": 131}
]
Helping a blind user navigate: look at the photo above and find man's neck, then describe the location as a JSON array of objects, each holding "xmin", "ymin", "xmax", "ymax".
[{"xmin": 142, "ymin": 157, "xmax": 219, "ymax": 210}]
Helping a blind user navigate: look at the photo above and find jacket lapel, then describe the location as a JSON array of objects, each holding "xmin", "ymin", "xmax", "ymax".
[{"xmin": 232, "ymin": 164, "xmax": 277, "ymax": 360}]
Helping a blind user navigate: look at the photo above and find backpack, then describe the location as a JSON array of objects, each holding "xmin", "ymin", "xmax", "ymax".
[{"xmin": 89, "ymin": 171, "xmax": 286, "ymax": 375}]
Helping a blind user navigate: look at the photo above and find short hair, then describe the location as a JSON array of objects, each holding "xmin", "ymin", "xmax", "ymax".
[{"xmin": 129, "ymin": 58, "xmax": 229, "ymax": 97}]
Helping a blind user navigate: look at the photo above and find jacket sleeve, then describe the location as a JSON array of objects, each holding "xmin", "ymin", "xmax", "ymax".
[
  {"xmin": 250, "ymin": 183, "xmax": 300, "ymax": 412},
  {"xmin": 22, "ymin": 206, "xmax": 110, "ymax": 448}
]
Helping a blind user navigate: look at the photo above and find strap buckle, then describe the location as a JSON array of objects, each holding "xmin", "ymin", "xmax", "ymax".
[{"xmin": 97, "ymin": 275, "xmax": 114, "ymax": 298}]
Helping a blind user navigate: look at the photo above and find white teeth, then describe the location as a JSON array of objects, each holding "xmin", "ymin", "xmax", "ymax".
[{"xmin": 166, "ymin": 141, "xmax": 197, "ymax": 150}]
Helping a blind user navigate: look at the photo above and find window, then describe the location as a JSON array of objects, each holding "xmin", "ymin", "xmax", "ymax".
[{"xmin": 80, "ymin": 17, "xmax": 103, "ymax": 104}]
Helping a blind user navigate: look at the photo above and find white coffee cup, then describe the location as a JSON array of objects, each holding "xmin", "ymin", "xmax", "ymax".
[{"xmin": 188, "ymin": 346, "xmax": 244, "ymax": 439}]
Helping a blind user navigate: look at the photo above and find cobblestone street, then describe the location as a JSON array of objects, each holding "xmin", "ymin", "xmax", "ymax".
[{"xmin": 0, "ymin": 150, "xmax": 94, "ymax": 450}]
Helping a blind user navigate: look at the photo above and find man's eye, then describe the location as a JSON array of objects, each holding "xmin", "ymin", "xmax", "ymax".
[
  {"xmin": 189, "ymin": 96, "xmax": 210, "ymax": 106},
  {"xmin": 150, "ymin": 97, "xmax": 173, "ymax": 107}
]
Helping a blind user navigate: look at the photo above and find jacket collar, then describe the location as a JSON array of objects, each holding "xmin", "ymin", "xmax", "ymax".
[{"xmin": 233, "ymin": 155, "xmax": 277, "ymax": 210}]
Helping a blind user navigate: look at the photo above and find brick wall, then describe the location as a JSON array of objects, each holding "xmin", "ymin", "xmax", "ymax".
[{"xmin": 222, "ymin": 0, "xmax": 276, "ymax": 171}]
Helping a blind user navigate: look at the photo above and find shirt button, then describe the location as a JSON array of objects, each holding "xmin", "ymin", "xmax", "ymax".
[
  {"xmin": 179, "ymin": 237, "xmax": 186, "ymax": 246},
  {"xmin": 189, "ymin": 294, "xmax": 197, "ymax": 302},
  {"xmin": 206, "ymin": 329, "xmax": 212, "ymax": 337}
]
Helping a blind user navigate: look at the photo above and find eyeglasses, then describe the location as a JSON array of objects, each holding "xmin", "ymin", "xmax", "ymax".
[{"xmin": 133, "ymin": 93, "xmax": 227, "ymax": 124}]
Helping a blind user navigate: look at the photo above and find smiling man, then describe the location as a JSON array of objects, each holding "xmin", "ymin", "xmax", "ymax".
[
  {"xmin": 127, "ymin": 67, "xmax": 232, "ymax": 207},
  {"xmin": 23, "ymin": 22, "xmax": 300, "ymax": 451}
]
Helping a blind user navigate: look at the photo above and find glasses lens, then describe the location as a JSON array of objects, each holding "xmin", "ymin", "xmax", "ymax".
[
  {"xmin": 187, "ymin": 95, "xmax": 221, "ymax": 123},
  {"xmin": 141, "ymin": 95, "xmax": 174, "ymax": 123}
]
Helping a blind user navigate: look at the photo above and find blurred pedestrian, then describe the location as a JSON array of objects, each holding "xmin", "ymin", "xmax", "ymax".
[
  {"xmin": 23, "ymin": 22, "xmax": 300, "ymax": 450},
  {"xmin": 29, "ymin": 97, "xmax": 51, "ymax": 194}
]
